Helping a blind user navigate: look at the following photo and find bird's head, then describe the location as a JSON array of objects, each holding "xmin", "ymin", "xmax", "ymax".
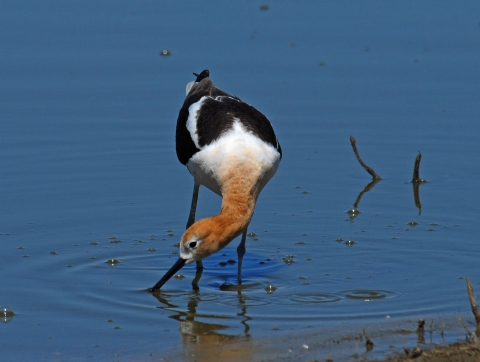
[{"xmin": 150, "ymin": 221, "xmax": 225, "ymax": 291}]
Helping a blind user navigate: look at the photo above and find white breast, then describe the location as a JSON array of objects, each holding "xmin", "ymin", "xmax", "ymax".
[{"xmin": 186, "ymin": 120, "xmax": 281, "ymax": 196}]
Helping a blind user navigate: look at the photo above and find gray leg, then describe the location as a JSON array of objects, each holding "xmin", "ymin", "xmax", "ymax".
[
  {"xmin": 192, "ymin": 261, "xmax": 203, "ymax": 290},
  {"xmin": 237, "ymin": 229, "xmax": 248, "ymax": 285},
  {"xmin": 186, "ymin": 182, "xmax": 200, "ymax": 229},
  {"xmin": 187, "ymin": 182, "xmax": 203, "ymax": 275}
]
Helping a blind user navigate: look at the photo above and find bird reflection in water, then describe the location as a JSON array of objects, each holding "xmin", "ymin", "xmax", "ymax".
[{"xmin": 151, "ymin": 289, "xmax": 253, "ymax": 361}]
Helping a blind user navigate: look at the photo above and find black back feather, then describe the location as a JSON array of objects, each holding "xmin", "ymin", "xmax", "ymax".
[{"xmin": 175, "ymin": 71, "xmax": 281, "ymax": 165}]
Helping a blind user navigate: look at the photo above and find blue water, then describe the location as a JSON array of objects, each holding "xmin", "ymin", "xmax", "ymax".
[{"xmin": 1, "ymin": 1, "xmax": 480, "ymax": 361}]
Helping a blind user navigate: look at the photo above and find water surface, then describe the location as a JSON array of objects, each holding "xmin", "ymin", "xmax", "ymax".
[{"xmin": 1, "ymin": 1, "xmax": 480, "ymax": 361}]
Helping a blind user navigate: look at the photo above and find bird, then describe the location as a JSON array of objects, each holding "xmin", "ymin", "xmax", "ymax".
[{"xmin": 151, "ymin": 69, "xmax": 282, "ymax": 291}]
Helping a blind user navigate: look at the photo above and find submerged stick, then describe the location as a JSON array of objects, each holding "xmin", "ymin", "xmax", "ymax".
[
  {"xmin": 350, "ymin": 136, "xmax": 381, "ymax": 180},
  {"xmin": 412, "ymin": 152, "xmax": 426, "ymax": 183},
  {"xmin": 466, "ymin": 278, "xmax": 480, "ymax": 326}
]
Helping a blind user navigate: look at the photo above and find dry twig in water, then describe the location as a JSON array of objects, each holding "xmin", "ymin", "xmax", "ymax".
[
  {"xmin": 403, "ymin": 346, "xmax": 423, "ymax": 358},
  {"xmin": 459, "ymin": 316, "xmax": 480, "ymax": 349},
  {"xmin": 411, "ymin": 152, "xmax": 426, "ymax": 215},
  {"xmin": 412, "ymin": 152, "xmax": 426, "ymax": 183},
  {"xmin": 350, "ymin": 136, "xmax": 381, "ymax": 180},
  {"xmin": 417, "ymin": 319, "xmax": 426, "ymax": 344},
  {"xmin": 466, "ymin": 278, "xmax": 480, "ymax": 326},
  {"xmin": 363, "ymin": 328, "xmax": 374, "ymax": 351}
]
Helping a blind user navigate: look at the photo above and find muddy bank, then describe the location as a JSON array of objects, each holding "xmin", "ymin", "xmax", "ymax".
[{"xmin": 376, "ymin": 340, "xmax": 479, "ymax": 362}]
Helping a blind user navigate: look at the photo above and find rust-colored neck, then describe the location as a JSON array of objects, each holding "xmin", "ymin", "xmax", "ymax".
[{"xmin": 182, "ymin": 162, "xmax": 261, "ymax": 258}]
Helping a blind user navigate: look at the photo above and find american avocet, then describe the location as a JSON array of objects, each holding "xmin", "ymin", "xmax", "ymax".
[{"xmin": 151, "ymin": 70, "xmax": 282, "ymax": 291}]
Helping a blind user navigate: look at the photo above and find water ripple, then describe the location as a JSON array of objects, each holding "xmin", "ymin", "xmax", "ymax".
[
  {"xmin": 337, "ymin": 289, "xmax": 400, "ymax": 301},
  {"xmin": 283, "ymin": 293, "xmax": 342, "ymax": 305}
]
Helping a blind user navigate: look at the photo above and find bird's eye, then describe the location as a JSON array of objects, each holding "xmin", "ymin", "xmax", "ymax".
[{"xmin": 189, "ymin": 241, "xmax": 197, "ymax": 249}]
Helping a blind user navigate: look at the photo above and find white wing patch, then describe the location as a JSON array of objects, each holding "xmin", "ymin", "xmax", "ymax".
[
  {"xmin": 186, "ymin": 81, "xmax": 195, "ymax": 95},
  {"xmin": 186, "ymin": 96, "xmax": 208, "ymax": 149}
]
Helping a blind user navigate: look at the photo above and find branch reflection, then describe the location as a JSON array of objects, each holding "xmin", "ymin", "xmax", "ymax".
[
  {"xmin": 412, "ymin": 181, "xmax": 425, "ymax": 215},
  {"xmin": 346, "ymin": 178, "xmax": 381, "ymax": 221},
  {"xmin": 346, "ymin": 177, "xmax": 427, "ymax": 219}
]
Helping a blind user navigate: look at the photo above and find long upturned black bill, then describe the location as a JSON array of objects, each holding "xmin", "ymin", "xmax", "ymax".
[{"xmin": 151, "ymin": 258, "xmax": 187, "ymax": 291}]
